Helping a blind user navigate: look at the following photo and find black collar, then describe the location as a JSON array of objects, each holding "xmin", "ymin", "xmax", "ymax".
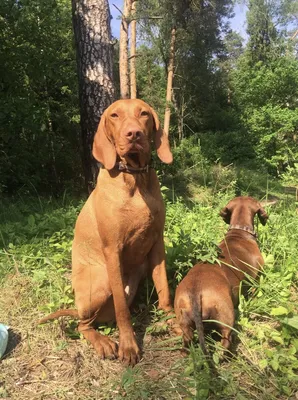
[
  {"xmin": 228, "ymin": 224, "xmax": 257, "ymax": 238},
  {"xmin": 115, "ymin": 161, "xmax": 151, "ymax": 174},
  {"xmin": 99, "ymin": 161, "xmax": 151, "ymax": 174}
]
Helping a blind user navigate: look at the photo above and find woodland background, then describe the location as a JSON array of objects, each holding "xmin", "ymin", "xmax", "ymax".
[
  {"xmin": 0, "ymin": 1, "xmax": 298, "ymax": 399},
  {"xmin": 1, "ymin": 0, "xmax": 298, "ymax": 194}
]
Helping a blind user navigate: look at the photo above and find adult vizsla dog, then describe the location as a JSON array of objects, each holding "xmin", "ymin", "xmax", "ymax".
[
  {"xmin": 39, "ymin": 99, "xmax": 173, "ymax": 366},
  {"xmin": 174, "ymin": 196, "xmax": 268, "ymax": 353}
]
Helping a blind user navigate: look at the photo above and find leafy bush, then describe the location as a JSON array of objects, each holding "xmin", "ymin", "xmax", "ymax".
[
  {"xmin": 199, "ymin": 130, "xmax": 256, "ymax": 165},
  {"xmin": 232, "ymin": 55, "xmax": 298, "ymax": 174}
]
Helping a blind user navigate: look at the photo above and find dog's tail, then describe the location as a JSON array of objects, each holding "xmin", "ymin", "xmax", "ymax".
[
  {"xmin": 38, "ymin": 309, "xmax": 79, "ymax": 324},
  {"xmin": 191, "ymin": 294, "xmax": 207, "ymax": 355}
]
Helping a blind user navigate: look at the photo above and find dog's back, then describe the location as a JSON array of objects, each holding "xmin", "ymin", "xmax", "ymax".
[
  {"xmin": 174, "ymin": 263, "xmax": 235, "ymax": 350},
  {"xmin": 218, "ymin": 231, "xmax": 265, "ymax": 304},
  {"xmin": 174, "ymin": 196, "xmax": 268, "ymax": 352}
]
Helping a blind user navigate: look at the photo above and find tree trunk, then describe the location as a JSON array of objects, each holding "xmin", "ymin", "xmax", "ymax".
[
  {"xmin": 119, "ymin": 0, "xmax": 131, "ymax": 99},
  {"xmin": 164, "ymin": 26, "xmax": 176, "ymax": 136},
  {"xmin": 172, "ymin": 89, "xmax": 183, "ymax": 143},
  {"xmin": 72, "ymin": 0, "xmax": 115, "ymax": 192},
  {"xmin": 290, "ymin": 28, "xmax": 298, "ymax": 40},
  {"xmin": 130, "ymin": 0, "xmax": 137, "ymax": 99}
]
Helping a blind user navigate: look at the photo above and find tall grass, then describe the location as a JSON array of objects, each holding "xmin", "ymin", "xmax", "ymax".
[{"xmin": 0, "ymin": 162, "xmax": 297, "ymax": 399}]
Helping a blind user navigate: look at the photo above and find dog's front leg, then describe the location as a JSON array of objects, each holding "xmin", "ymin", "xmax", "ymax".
[
  {"xmin": 149, "ymin": 235, "xmax": 172, "ymax": 312},
  {"xmin": 104, "ymin": 249, "xmax": 141, "ymax": 366}
]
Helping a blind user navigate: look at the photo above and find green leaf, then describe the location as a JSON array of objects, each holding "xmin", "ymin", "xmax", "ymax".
[
  {"xmin": 270, "ymin": 306, "xmax": 289, "ymax": 316},
  {"xmin": 270, "ymin": 334, "xmax": 284, "ymax": 345},
  {"xmin": 282, "ymin": 316, "xmax": 298, "ymax": 330},
  {"xmin": 292, "ymin": 339, "xmax": 298, "ymax": 350},
  {"xmin": 270, "ymin": 358, "xmax": 279, "ymax": 371},
  {"xmin": 259, "ymin": 359, "xmax": 268, "ymax": 369},
  {"xmin": 213, "ymin": 352, "xmax": 220, "ymax": 365},
  {"xmin": 264, "ymin": 254, "xmax": 274, "ymax": 266},
  {"xmin": 27, "ymin": 214, "xmax": 35, "ymax": 226},
  {"xmin": 265, "ymin": 348, "xmax": 274, "ymax": 357},
  {"xmin": 288, "ymin": 345, "xmax": 297, "ymax": 356}
]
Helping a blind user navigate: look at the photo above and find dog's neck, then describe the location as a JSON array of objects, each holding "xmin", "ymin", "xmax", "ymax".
[
  {"xmin": 98, "ymin": 165, "xmax": 154, "ymax": 194},
  {"xmin": 113, "ymin": 161, "xmax": 151, "ymax": 174},
  {"xmin": 228, "ymin": 210, "xmax": 256, "ymax": 238},
  {"xmin": 228, "ymin": 224, "xmax": 256, "ymax": 237}
]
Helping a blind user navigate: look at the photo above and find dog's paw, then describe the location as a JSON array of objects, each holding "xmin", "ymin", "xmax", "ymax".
[
  {"xmin": 159, "ymin": 304, "xmax": 173, "ymax": 314},
  {"xmin": 165, "ymin": 313, "xmax": 177, "ymax": 326},
  {"xmin": 94, "ymin": 335, "xmax": 118, "ymax": 360},
  {"xmin": 118, "ymin": 335, "xmax": 141, "ymax": 367},
  {"xmin": 171, "ymin": 321, "xmax": 183, "ymax": 336}
]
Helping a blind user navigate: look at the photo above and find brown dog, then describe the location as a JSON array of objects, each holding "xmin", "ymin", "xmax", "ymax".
[
  {"xmin": 174, "ymin": 196, "xmax": 268, "ymax": 353},
  {"xmin": 39, "ymin": 99, "xmax": 173, "ymax": 366}
]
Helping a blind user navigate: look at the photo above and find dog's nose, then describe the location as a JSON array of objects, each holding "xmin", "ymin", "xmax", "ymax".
[{"xmin": 125, "ymin": 129, "xmax": 142, "ymax": 142}]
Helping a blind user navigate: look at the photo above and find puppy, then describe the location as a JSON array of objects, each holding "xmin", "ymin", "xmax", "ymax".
[{"xmin": 174, "ymin": 196, "xmax": 268, "ymax": 353}]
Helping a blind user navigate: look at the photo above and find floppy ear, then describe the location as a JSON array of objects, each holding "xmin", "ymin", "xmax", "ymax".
[
  {"xmin": 257, "ymin": 207, "xmax": 269, "ymax": 226},
  {"xmin": 220, "ymin": 207, "xmax": 231, "ymax": 224},
  {"xmin": 92, "ymin": 112, "xmax": 116, "ymax": 170},
  {"xmin": 150, "ymin": 107, "xmax": 173, "ymax": 164}
]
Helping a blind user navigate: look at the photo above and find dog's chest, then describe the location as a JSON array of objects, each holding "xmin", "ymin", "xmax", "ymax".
[
  {"xmin": 126, "ymin": 194, "xmax": 161, "ymax": 236},
  {"xmin": 122, "ymin": 193, "xmax": 163, "ymax": 258}
]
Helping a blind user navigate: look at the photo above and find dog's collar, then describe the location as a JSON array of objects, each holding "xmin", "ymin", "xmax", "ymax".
[
  {"xmin": 115, "ymin": 161, "xmax": 151, "ymax": 174},
  {"xmin": 228, "ymin": 224, "xmax": 257, "ymax": 238},
  {"xmin": 99, "ymin": 161, "xmax": 151, "ymax": 174}
]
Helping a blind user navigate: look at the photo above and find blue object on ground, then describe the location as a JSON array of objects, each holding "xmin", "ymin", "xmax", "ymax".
[{"xmin": 0, "ymin": 324, "xmax": 9, "ymax": 358}]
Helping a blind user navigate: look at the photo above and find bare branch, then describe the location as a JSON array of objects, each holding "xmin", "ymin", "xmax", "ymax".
[{"xmin": 113, "ymin": 3, "xmax": 124, "ymax": 17}]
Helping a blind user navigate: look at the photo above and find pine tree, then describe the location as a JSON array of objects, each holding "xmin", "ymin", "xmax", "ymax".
[{"xmin": 72, "ymin": 0, "xmax": 115, "ymax": 190}]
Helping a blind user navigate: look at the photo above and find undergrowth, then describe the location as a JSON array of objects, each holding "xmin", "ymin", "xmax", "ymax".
[{"xmin": 0, "ymin": 166, "xmax": 297, "ymax": 399}]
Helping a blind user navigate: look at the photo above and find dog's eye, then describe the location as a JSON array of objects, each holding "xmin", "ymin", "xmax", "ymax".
[
  {"xmin": 141, "ymin": 111, "xmax": 149, "ymax": 117},
  {"xmin": 111, "ymin": 113, "xmax": 118, "ymax": 118}
]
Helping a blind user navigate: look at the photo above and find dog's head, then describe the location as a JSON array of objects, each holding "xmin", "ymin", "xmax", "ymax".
[
  {"xmin": 92, "ymin": 99, "xmax": 173, "ymax": 170},
  {"xmin": 220, "ymin": 196, "xmax": 269, "ymax": 226}
]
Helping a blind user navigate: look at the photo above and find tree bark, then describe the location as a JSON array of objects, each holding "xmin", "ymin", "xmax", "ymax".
[
  {"xmin": 172, "ymin": 89, "xmax": 183, "ymax": 143},
  {"xmin": 119, "ymin": 0, "xmax": 131, "ymax": 99},
  {"xmin": 164, "ymin": 26, "xmax": 176, "ymax": 136},
  {"xmin": 72, "ymin": 0, "xmax": 115, "ymax": 192},
  {"xmin": 130, "ymin": 0, "xmax": 137, "ymax": 99}
]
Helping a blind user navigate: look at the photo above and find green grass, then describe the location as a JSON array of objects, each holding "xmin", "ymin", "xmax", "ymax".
[{"xmin": 0, "ymin": 167, "xmax": 298, "ymax": 399}]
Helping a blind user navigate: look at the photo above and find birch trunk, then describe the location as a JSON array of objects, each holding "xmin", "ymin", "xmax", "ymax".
[
  {"xmin": 164, "ymin": 26, "xmax": 176, "ymax": 136},
  {"xmin": 119, "ymin": 0, "xmax": 131, "ymax": 99},
  {"xmin": 130, "ymin": 0, "xmax": 137, "ymax": 99}
]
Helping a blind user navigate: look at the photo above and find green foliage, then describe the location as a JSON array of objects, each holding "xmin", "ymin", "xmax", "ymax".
[
  {"xmin": 229, "ymin": 0, "xmax": 298, "ymax": 175},
  {"xmin": 167, "ymin": 136, "xmax": 210, "ymax": 177},
  {"xmin": 136, "ymin": 45, "xmax": 166, "ymax": 117},
  {"xmin": 246, "ymin": 0, "xmax": 278, "ymax": 63},
  {"xmin": 137, "ymin": 0, "xmax": 235, "ymax": 140},
  {"xmin": 136, "ymin": 0, "xmax": 298, "ymax": 178},
  {"xmin": 181, "ymin": 345, "xmax": 211, "ymax": 399},
  {"xmin": 0, "ymin": 0, "xmax": 81, "ymax": 194},
  {"xmin": 199, "ymin": 130, "xmax": 256, "ymax": 165},
  {"xmin": 0, "ymin": 196, "xmax": 81, "ymax": 312},
  {"xmin": 232, "ymin": 54, "xmax": 298, "ymax": 173},
  {"xmin": 1, "ymin": 0, "xmax": 298, "ymax": 395},
  {"xmin": 1, "ymin": 0, "xmax": 297, "ymax": 194},
  {"xmin": 281, "ymin": 164, "xmax": 298, "ymax": 187},
  {"xmin": 164, "ymin": 195, "xmax": 229, "ymax": 283},
  {"xmin": 0, "ymin": 162, "xmax": 298, "ymax": 398},
  {"xmin": 248, "ymin": 104, "xmax": 298, "ymax": 172},
  {"xmin": 164, "ymin": 136, "xmax": 239, "ymax": 197}
]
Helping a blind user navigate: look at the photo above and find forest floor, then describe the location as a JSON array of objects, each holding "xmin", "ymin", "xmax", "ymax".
[{"xmin": 1, "ymin": 166, "xmax": 298, "ymax": 399}]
